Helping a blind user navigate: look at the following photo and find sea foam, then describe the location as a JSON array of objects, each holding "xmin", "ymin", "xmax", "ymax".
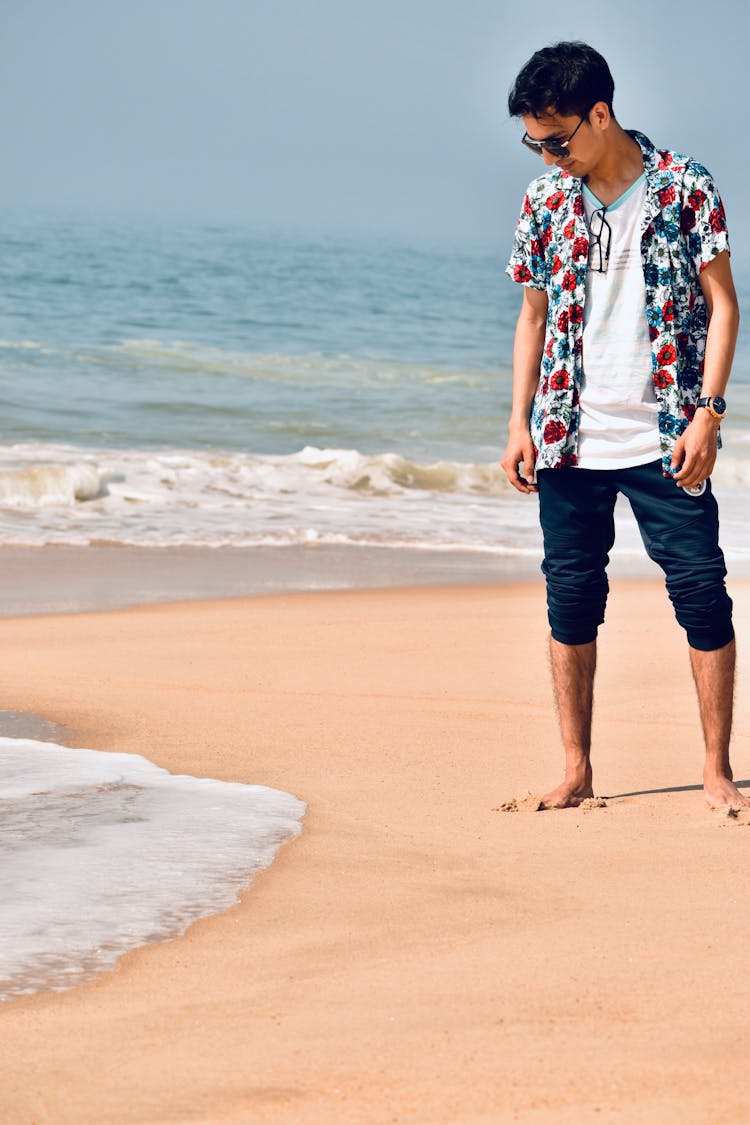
[
  {"xmin": 0, "ymin": 441, "xmax": 540, "ymax": 552},
  {"xmin": 2, "ymin": 440, "xmax": 749, "ymax": 560},
  {"xmin": 0, "ymin": 462, "xmax": 105, "ymax": 506},
  {"xmin": 0, "ymin": 738, "xmax": 305, "ymax": 1002}
]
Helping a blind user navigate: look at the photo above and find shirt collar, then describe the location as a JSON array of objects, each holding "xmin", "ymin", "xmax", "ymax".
[
  {"xmin": 554, "ymin": 130, "xmax": 663, "ymax": 232},
  {"xmin": 626, "ymin": 130, "xmax": 659, "ymax": 178}
]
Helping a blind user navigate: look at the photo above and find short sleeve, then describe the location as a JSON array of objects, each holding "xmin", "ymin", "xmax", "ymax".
[
  {"xmin": 681, "ymin": 163, "xmax": 730, "ymax": 274},
  {"xmin": 505, "ymin": 193, "xmax": 547, "ymax": 290}
]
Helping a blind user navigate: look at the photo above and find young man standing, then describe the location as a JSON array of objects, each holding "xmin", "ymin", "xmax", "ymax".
[{"xmin": 501, "ymin": 41, "xmax": 744, "ymax": 810}]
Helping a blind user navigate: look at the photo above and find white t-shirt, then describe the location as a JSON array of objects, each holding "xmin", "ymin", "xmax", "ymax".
[{"xmin": 578, "ymin": 175, "xmax": 661, "ymax": 469}]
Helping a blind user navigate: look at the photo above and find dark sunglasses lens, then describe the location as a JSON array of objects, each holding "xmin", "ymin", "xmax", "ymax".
[{"xmin": 522, "ymin": 133, "xmax": 566, "ymax": 158}]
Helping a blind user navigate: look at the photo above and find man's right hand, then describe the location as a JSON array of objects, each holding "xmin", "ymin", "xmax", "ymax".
[{"xmin": 501, "ymin": 428, "xmax": 538, "ymax": 494}]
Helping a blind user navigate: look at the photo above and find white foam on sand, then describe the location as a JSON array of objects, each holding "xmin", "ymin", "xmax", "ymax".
[{"xmin": 0, "ymin": 738, "xmax": 306, "ymax": 1002}]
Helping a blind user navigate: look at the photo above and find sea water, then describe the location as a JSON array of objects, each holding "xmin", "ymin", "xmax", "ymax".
[
  {"xmin": 2, "ymin": 213, "xmax": 749, "ymax": 563},
  {"xmin": 0, "ymin": 734, "xmax": 305, "ymax": 1002}
]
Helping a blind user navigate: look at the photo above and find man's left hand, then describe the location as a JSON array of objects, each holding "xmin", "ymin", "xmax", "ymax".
[{"xmin": 670, "ymin": 410, "xmax": 720, "ymax": 489}]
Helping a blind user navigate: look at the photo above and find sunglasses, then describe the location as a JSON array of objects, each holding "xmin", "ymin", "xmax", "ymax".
[
  {"xmin": 521, "ymin": 115, "xmax": 587, "ymax": 158},
  {"xmin": 588, "ymin": 205, "xmax": 611, "ymax": 273}
]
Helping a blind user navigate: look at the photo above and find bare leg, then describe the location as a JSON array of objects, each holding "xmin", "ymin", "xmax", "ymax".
[
  {"xmin": 541, "ymin": 637, "xmax": 597, "ymax": 808},
  {"xmin": 689, "ymin": 639, "xmax": 749, "ymax": 809}
]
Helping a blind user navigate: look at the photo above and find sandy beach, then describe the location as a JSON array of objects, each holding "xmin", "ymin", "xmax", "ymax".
[{"xmin": 1, "ymin": 577, "xmax": 749, "ymax": 1124}]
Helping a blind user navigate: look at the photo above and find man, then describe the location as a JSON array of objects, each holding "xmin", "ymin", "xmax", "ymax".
[{"xmin": 500, "ymin": 41, "xmax": 744, "ymax": 810}]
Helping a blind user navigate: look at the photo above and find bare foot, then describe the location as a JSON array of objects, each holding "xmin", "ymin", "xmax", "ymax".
[
  {"xmin": 540, "ymin": 766, "xmax": 594, "ymax": 809},
  {"xmin": 704, "ymin": 770, "xmax": 750, "ymax": 811}
]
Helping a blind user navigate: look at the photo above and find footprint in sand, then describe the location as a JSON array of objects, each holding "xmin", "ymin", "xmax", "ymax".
[
  {"xmin": 493, "ymin": 794, "xmax": 607, "ymax": 812},
  {"xmin": 720, "ymin": 805, "xmax": 750, "ymax": 823}
]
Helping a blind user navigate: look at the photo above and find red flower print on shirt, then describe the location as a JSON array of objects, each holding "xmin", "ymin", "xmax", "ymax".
[
  {"xmin": 561, "ymin": 270, "xmax": 577, "ymax": 291},
  {"xmin": 657, "ymin": 344, "xmax": 677, "ymax": 365},
  {"xmin": 541, "ymin": 224, "xmax": 554, "ymax": 248},
  {"xmin": 662, "ymin": 299, "xmax": 674, "ymax": 322},
  {"xmin": 658, "ymin": 184, "xmax": 676, "ymax": 207},
  {"xmin": 563, "ymin": 219, "xmax": 576, "ymax": 239},
  {"xmin": 551, "ymin": 254, "xmax": 563, "ymax": 274},
  {"xmin": 543, "ymin": 419, "xmax": 567, "ymax": 444},
  {"xmin": 557, "ymin": 310, "xmax": 569, "ymax": 332},
  {"xmin": 709, "ymin": 205, "xmax": 726, "ymax": 233},
  {"xmin": 546, "ymin": 191, "xmax": 565, "ymax": 211},
  {"xmin": 658, "ymin": 152, "xmax": 673, "ymax": 169},
  {"xmin": 523, "ymin": 196, "xmax": 533, "ymax": 215},
  {"xmin": 569, "ymin": 304, "xmax": 583, "ymax": 324},
  {"xmin": 687, "ymin": 189, "xmax": 706, "ymax": 210},
  {"xmin": 573, "ymin": 195, "xmax": 584, "ymax": 216},
  {"xmin": 654, "ymin": 369, "xmax": 675, "ymax": 389},
  {"xmin": 572, "ymin": 237, "xmax": 589, "ymax": 261},
  {"xmin": 550, "ymin": 369, "xmax": 569, "ymax": 390},
  {"xmin": 513, "ymin": 264, "xmax": 532, "ymax": 283}
]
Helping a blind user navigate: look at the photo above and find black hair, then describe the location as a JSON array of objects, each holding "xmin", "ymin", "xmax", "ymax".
[{"xmin": 507, "ymin": 41, "xmax": 615, "ymax": 119}]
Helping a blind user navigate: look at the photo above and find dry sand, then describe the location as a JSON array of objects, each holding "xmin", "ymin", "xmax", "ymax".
[{"xmin": 1, "ymin": 580, "xmax": 749, "ymax": 1124}]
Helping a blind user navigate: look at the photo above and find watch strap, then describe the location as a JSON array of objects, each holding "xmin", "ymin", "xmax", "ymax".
[{"xmin": 697, "ymin": 396, "xmax": 726, "ymax": 421}]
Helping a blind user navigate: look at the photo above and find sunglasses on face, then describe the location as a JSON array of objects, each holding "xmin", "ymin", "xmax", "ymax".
[{"xmin": 521, "ymin": 114, "xmax": 587, "ymax": 158}]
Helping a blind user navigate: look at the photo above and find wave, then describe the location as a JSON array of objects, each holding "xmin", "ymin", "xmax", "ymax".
[
  {"xmin": 287, "ymin": 446, "xmax": 508, "ymax": 495},
  {"xmin": 0, "ymin": 463, "xmax": 106, "ymax": 506},
  {"xmin": 3, "ymin": 443, "xmax": 750, "ymax": 506},
  {"xmin": 0, "ymin": 441, "xmax": 748, "ymax": 555},
  {"xmin": 0, "ymin": 339, "xmax": 50, "ymax": 351},
  {"xmin": 0, "ymin": 444, "xmax": 510, "ymax": 507},
  {"xmin": 0, "ymin": 441, "xmax": 539, "ymax": 550},
  {"xmin": 0, "ymin": 336, "xmax": 498, "ymax": 389}
]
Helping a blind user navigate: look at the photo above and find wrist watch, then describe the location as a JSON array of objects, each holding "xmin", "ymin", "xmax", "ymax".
[{"xmin": 696, "ymin": 395, "xmax": 727, "ymax": 422}]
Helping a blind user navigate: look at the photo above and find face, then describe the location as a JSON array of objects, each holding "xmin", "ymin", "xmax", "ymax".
[{"xmin": 521, "ymin": 106, "xmax": 602, "ymax": 175}]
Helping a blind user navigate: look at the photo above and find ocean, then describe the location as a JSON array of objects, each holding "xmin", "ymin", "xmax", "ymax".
[
  {"xmin": 2, "ymin": 212, "xmax": 749, "ymax": 1001},
  {"xmin": 3, "ymin": 212, "xmax": 748, "ymax": 562}
]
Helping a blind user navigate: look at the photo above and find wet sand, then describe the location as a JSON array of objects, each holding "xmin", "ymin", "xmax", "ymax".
[{"xmin": 0, "ymin": 543, "xmax": 540, "ymax": 616}]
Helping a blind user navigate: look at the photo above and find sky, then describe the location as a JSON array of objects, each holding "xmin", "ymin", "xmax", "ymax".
[{"xmin": 4, "ymin": 0, "xmax": 750, "ymax": 255}]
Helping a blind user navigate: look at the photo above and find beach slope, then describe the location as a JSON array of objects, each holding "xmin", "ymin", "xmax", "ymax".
[{"xmin": 0, "ymin": 581, "xmax": 749, "ymax": 1124}]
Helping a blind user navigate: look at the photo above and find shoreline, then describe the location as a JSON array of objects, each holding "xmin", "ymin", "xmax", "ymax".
[
  {"xmin": 0, "ymin": 542, "xmax": 539, "ymax": 617},
  {"xmin": 0, "ymin": 538, "xmax": 737, "ymax": 618},
  {"xmin": 1, "ymin": 580, "xmax": 750, "ymax": 1121}
]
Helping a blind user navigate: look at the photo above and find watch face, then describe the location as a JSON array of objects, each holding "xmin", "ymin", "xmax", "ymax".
[{"xmin": 712, "ymin": 396, "xmax": 727, "ymax": 415}]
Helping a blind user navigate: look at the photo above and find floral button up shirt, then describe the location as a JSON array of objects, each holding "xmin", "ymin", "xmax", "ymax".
[{"xmin": 506, "ymin": 131, "xmax": 730, "ymax": 471}]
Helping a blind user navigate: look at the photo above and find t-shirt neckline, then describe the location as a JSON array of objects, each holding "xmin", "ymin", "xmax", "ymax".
[{"xmin": 583, "ymin": 172, "xmax": 646, "ymax": 213}]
